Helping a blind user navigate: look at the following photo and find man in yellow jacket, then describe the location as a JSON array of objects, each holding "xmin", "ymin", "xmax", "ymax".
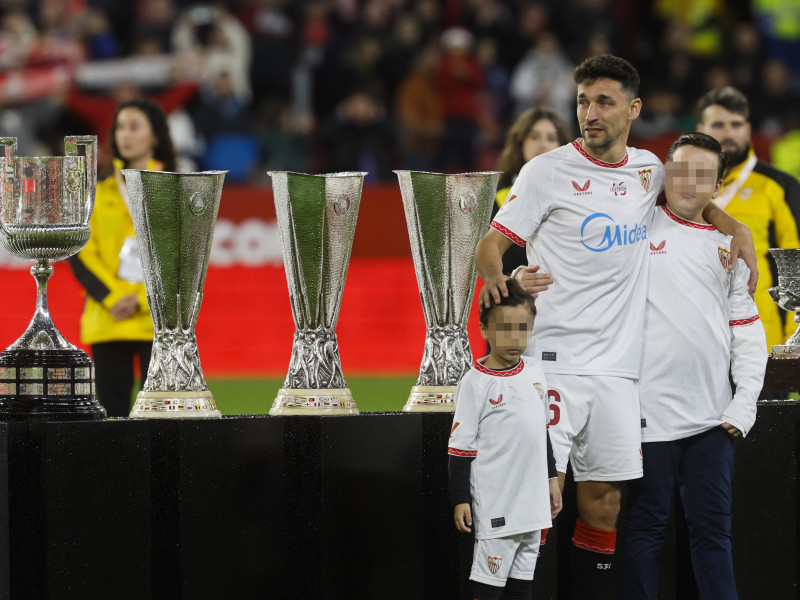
[{"xmin": 697, "ymin": 86, "xmax": 800, "ymax": 354}]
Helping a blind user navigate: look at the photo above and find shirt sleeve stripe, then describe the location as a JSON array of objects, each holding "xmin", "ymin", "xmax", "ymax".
[
  {"xmin": 490, "ymin": 221, "xmax": 527, "ymax": 247},
  {"xmin": 730, "ymin": 315, "xmax": 760, "ymax": 327},
  {"xmin": 448, "ymin": 448, "xmax": 477, "ymax": 457}
]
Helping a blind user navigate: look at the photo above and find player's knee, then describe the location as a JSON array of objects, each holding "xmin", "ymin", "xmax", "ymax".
[{"xmin": 579, "ymin": 484, "xmax": 622, "ymax": 527}]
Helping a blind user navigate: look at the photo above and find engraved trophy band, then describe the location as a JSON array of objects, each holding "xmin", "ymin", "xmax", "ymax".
[
  {"xmin": 395, "ymin": 170, "xmax": 499, "ymax": 412},
  {"xmin": 269, "ymin": 171, "xmax": 366, "ymax": 415}
]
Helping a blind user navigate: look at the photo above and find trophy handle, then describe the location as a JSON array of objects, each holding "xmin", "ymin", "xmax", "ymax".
[
  {"xmin": 0, "ymin": 137, "xmax": 17, "ymax": 232},
  {"xmin": 64, "ymin": 135, "xmax": 97, "ymax": 223}
]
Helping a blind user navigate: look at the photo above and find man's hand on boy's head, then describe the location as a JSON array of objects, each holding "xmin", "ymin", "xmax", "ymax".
[
  {"xmin": 514, "ymin": 265, "xmax": 553, "ymax": 298},
  {"xmin": 549, "ymin": 478, "xmax": 562, "ymax": 520},
  {"xmin": 479, "ymin": 274, "xmax": 509, "ymax": 308},
  {"xmin": 729, "ymin": 225, "xmax": 758, "ymax": 296},
  {"xmin": 454, "ymin": 503, "xmax": 473, "ymax": 533}
]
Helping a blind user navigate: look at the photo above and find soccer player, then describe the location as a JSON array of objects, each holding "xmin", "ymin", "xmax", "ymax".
[
  {"xmin": 448, "ymin": 278, "xmax": 561, "ymax": 600},
  {"xmin": 619, "ymin": 131, "xmax": 767, "ymax": 599},
  {"xmin": 474, "ymin": 55, "xmax": 757, "ymax": 599},
  {"xmin": 697, "ymin": 86, "xmax": 800, "ymax": 354}
]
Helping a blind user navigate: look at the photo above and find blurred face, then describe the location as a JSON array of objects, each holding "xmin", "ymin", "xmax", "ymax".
[
  {"xmin": 480, "ymin": 304, "xmax": 534, "ymax": 368},
  {"xmin": 576, "ymin": 78, "xmax": 640, "ymax": 155},
  {"xmin": 522, "ymin": 118, "xmax": 561, "ymax": 162},
  {"xmin": 665, "ymin": 144, "xmax": 722, "ymax": 222},
  {"xmin": 114, "ymin": 107, "xmax": 156, "ymax": 166},
  {"xmin": 698, "ymin": 104, "xmax": 750, "ymax": 167}
]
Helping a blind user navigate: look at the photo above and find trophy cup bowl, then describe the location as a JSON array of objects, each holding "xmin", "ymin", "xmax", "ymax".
[
  {"xmin": 0, "ymin": 136, "xmax": 105, "ymax": 419},
  {"xmin": 768, "ymin": 247, "xmax": 800, "ymax": 356},
  {"xmin": 269, "ymin": 171, "xmax": 366, "ymax": 415},
  {"xmin": 122, "ymin": 169, "xmax": 226, "ymax": 418},
  {"xmin": 395, "ymin": 170, "xmax": 499, "ymax": 412}
]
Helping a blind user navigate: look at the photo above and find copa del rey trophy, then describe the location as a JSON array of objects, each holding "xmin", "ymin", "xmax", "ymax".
[
  {"xmin": 122, "ymin": 169, "xmax": 226, "ymax": 418},
  {"xmin": 768, "ymin": 248, "xmax": 800, "ymax": 356},
  {"xmin": 395, "ymin": 171, "xmax": 499, "ymax": 412},
  {"xmin": 0, "ymin": 136, "xmax": 105, "ymax": 419},
  {"xmin": 269, "ymin": 171, "xmax": 365, "ymax": 415}
]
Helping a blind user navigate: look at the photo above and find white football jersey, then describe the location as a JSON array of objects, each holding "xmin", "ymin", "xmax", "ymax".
[
  {"xmin": 448, "ymin": 358, "xmax": 552, "ymax": 539},
  {"xmin": 639, "ymin": 205, "xmax": 767, "ymax": 441},
  {"xmin": 492, "ymin": 140, "xmax": 665, "ymax": 378}
]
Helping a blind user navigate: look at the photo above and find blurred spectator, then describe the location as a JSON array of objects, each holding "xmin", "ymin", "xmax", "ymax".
[
  {"xmin": 510, "ymin": 32, "xmax": 574, "ymax": 123},
  {"xmin": 771, "ymin": 109, "xmax": 800, "ymax": 181},
  {"xmin": 191, "ymin": 71, "xmax": 257, "ymax": 181},
  {"xmin": 395, "ymin": 44, "xmax": 443, "ymax": 171},
  {"xmin": 631, "ymin": 87, "xmax": 683, "ymax": 139},
  {"xmin": 320, "ymin": 89, "xmax": 397, "ymax": 182},
  {"xmin": 726, "ymin": 23, "xmax": 764, "ymax": 99},
  {"xmin": 0, "ymin": 10, "xmax": 37, "ymax": 70},
  {"xmin": 172, "ymin": 5, "xmax": 252, "ymax": 102},
  {"xmin": 238, "ymin": 0, "xmax": 299, "ymax": 101},
  {"xmin": 79, "ymin": 7, "xmax": 121, "ymax": 60},
  {"xmin": 653, "ymin": 0, "xmax": 726, "ymax": 60},
  {"xmin": 474, "ymin": 36, "xmax": 511, "ymax": 169},
  {"xmin": 382, "ymin": 12, "xmax": 425, "ymax": 101},
  {"xmin": 751, "ymin": 59, "xmax": 800, "ymax": 136},
  {"xmin": 462, "ymin": 0, "xmax": 516, "ymax": 67},
  {"xmin": 256, "ymin": 94, "xmax": 312, "ymax": 175},
  {"xmin": 752, "ymin": 0, "xmax": 800, "ymax": 82},
  {"xmin": 436, "ymin": 26, "xmax": 484, "ymax": 171},
  {"xmin": 130, "ymin": 0, "xmax": 177, "ymax": 55},
  {"xmin": 556, "ymin": 0, "xmax": 626, "ymax": 61}
]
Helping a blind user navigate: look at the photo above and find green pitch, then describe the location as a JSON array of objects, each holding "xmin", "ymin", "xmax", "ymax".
[{"xmin": 207, "ymin": 376, "xmax": 419, "ymax": 414}]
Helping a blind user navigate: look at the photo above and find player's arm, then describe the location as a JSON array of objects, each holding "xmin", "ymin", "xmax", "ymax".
[
  {"xmin": 724, "ymin": 264, "xmax": 768, "ymax": 437},
  {"xmin": 476, "ymin": 228, "xmax": 514, "ymax": 307},
  {"xmin": 703, "ymin": 202, "xmax": 758, "ymax": 296},
  {"xmin": 448, "ymin": 380, "xmax": 480, "ymax": 533},
  {"xmin": 546, "ymin": 431, "xmax": 562, "ymax": 519}
]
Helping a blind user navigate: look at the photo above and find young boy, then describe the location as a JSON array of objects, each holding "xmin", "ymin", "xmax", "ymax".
[
  {"xmin": 448, "ymin": 278, "xmax": 562, "ymax": 600},
  {"xmin": 619, "ymin": 132, "xmax": 767, "ymax": 599}
]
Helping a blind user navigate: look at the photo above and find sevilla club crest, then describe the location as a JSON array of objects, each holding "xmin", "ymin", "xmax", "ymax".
[
  {"xmin": 718, "ymin": 246, "xmax": 731, "ymax": 270},
  {"xmin": 638, "ymin": 168, "xmax": 652, "ymax": 192},
  {"xmin": 488, "ymin": 556, "xmax": 502, "ymax": 574}
]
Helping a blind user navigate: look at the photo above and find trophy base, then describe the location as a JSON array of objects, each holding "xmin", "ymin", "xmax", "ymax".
[
  {"xmin": 129, "ymin": 390, "xmax": 222, "ymax": 419},
  {"xmin": 770, "ymin": 345, "xmax": 800, "ymax": 357},
  {"xmin": 0, "ymin": 349, "xmax": 105, "ymax": 420},
  {"xmin": 402, "ymin": 385, "xmax": 457, "ymax": 413},
  {"xmin": 270, "ymin": 388, "xmax": 359, "ymax": 415}
]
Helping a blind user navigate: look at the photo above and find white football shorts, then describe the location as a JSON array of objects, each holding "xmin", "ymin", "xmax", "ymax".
[
  {"xmin": 546, "ymin": 374, "xmax": 643, "ymax": 482},
  {"xmin": 470, "ymin": 531, "xmax": 542, "ymax": 586}
]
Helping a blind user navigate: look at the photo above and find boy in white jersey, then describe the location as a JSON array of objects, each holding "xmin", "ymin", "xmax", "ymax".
[
  {"xmin": 475, "ymin": 55, "xmax": 758, "ymax": 599},
  {"xmin": 619, "ymin": 133, "xmax": 766, "ymax": 599},
  {"xmin": 448, "ymin": 279, "xmax": 561, "ymax": 600}
]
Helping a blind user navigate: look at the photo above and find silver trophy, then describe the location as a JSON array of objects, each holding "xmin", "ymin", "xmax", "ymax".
[
  {"xmin": 122, "ymin": 169, "xmax": 226, "ymax": 418},
  {"xmin": 269, "ymin": 171, "xmax": 365, "ymax": 415},
  {"xmin": 395, "ymin": 171, "xmax": 498, "ymax": 412},
  {"xmin": 0, "ymin": 135, "xmax": 104, "ymax": 419},
  {"xmin": 768, "ymin": 248, "xmax": 800, "ymax": 355}
]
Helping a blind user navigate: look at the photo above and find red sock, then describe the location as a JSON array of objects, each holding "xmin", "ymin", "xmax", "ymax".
[
  {"xmin": 540, "ymin": 527, "xmax": 549, "ymax": 545},
  {"xmin": 572, "ymin": 517, "xmax": 616, "ymax": 554}
]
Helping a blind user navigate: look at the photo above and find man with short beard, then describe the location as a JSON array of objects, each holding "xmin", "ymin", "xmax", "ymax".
[{"xmin": 697, "ymin": 86, "xmax": 800, "ymax": 356}]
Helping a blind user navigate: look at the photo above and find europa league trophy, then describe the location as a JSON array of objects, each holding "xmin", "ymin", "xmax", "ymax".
[
  {"xmin": 122, "ymin": 169, "xmax": 226, "ymax": 418},
  {"xmin": 768, "ymin": 248, "xmax": 800, "ymax": 355},
  {"xmin": 395, "ymin": 170, "xmax": 499, "ymax": 412},
  {"xmin": 0, "ymin": 135, "xmax": 105, "ymax": 419},
  {"xmin": 269, "ymin": 171, "xmax": 365, "ymax": 415}
]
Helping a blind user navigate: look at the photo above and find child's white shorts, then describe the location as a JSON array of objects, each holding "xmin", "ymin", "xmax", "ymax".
[
  {"xmin": 470, "ymin": 530, "xmax": 542, "ymax": 586},
  {"xmin": 546, "ymin": 374, "xmax": 643, "ymax": 482}
]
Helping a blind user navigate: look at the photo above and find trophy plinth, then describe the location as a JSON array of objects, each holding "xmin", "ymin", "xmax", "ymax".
[
  {"xmin": 395, "ymin": 170, "xmax": 499, "ymax": 413},
  {"xmin": 122, "ymin": 169, "xmax": 226, "ymax": 419},
  {"xmin": 269, "ymin": 171, "xmax": 365, "ymax": 416},
  {"xmin": 0, "ymin": 136, "xmax": 104, "ymax": 419}
]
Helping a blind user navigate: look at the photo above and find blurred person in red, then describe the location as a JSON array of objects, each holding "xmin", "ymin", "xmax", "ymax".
[
  {"xmin": 436, "ymin": 26, "xmax": 484, "ymax": 171},
  {"xmin": 395, "ymin": 44, "xmax": 443, "ymax": 172},
  {"xmin": 69, "ymin": 99, "xmax": 177, "ymax": 417}
]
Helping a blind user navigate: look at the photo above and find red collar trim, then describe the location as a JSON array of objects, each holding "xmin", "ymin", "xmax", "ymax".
[
  {"xmin": 572, "ymin": 139, "xmax": 629, "ymax": 168},
  {"xmin": 662, "ymin": 205, "xmax": 716, "ymax": 231},
  {"xmin": 474, "ymin": 358, "xmax": 524, "ymax": 377}
]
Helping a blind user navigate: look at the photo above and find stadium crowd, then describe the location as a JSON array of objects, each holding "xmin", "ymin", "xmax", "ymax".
[{"xmin": 0, "ymin": 0, "xmax": 798, "ymax": 182}]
